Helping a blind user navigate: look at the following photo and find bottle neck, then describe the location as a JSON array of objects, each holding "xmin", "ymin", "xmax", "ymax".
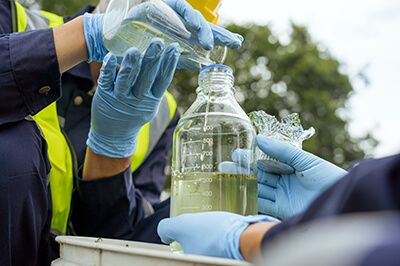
[
  {"xmin": 183, "ymin": 64, "xmax": 249, "ymax": 122},
  {"xmin": 197, "ymin": 65, "xmax": 234, "ymax": 95}
]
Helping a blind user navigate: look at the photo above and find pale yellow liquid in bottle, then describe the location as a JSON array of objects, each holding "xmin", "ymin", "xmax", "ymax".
[{"xmin": 169, "ymin": 172, "xmax": 258, "ymax": 253}]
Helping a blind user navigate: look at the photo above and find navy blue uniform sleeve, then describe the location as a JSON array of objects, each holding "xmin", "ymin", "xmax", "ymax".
[
  {"xmin": 71, "ymin": 165, "xmax": 170, "ymax": 244},
  {"xmin": 0, "ymin": 29, "xmax": 61, "ymax": 125},
  {"xmin": 358, "ymin": 238, "xmax": 400, "ymax": 266},
  {"xmin": 70, "ymin": 110, "xmax": 179, "ymax": 243},
  {"xmin": 71, "ymin": 166, "xmax": 143, "ymax": 239},
  {"xmin": 0, "ymin": 119, "xmax": 58, "ymax": 265},
  {"xmin": 261, "ymin": 153, "xmax": 400, "ymax": 248}
]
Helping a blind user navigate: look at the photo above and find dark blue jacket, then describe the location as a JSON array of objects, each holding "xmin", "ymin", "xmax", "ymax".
[
  {"xmin": 0, "ymin": 0, "xmax": 61, "ymax": 125},
  {"xmin": 262, "ymin": 154, "xmax": 400, "ymax": 265},
  {"xmin": 0, "ymin": 1, "xmax": 176, "ymax": 264}
]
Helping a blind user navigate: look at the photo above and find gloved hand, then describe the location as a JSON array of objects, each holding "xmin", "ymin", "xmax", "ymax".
[
  {"xmin": 87, "ymin": 39, "xmax": 180, "ymax": 158},
  {"xmin": 157, "ymin": 211, "xmax": 280, "ymax": 260},
  {"xmin": 219, "ymin": 135, "xmax": 348, "ymax": 219},
  {"xmin": 84, "ymin": 0, "xmax": 243, "ymax": 68},
  {"xmin": 164, "ymin": 0, "xmax": 243, "ymax": 49},
  {"xmin": 254, "ymin": 135, "xmax": 348, "ymax": 218},
  {"xmin": 164, "ymin": 0, "xmax": 244, "ymax": 70},
  {"xmin": 83, "ymin": 13, "xmax": 108, "ymax": 62}
]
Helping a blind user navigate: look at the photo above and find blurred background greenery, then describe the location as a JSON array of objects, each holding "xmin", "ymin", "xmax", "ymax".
[
  {"xmin": 171, "ymin": 23, "xmax": 377, "ymax": 169},
  {"xmin": 36, "ymin": 0, "xmax": 377, "ymax": 169}
]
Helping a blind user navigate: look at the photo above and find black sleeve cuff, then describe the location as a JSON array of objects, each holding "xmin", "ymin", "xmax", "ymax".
[
  {"xmin": 10, "ymin": 29, "xmax": 61, "ymax": 118},
  {"xmin": 75, "ymin": 165, "xmax": 132, "ymax": 206}
]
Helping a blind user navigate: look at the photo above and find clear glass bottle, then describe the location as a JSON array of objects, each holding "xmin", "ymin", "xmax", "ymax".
[
  {"xmin": 103, "ymin": 0, "xmax": 227, "ymax": 65},
  {"xmin": 170, "ymin": 64, "xmax": 257, "ymax": 252}
]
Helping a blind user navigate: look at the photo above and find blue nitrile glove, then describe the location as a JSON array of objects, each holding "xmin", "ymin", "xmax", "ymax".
[
  {"xmin": 164, "ymin": 0, "xmax": 243, "ymax": 49},
  {"xmin": 218, "ymin": 148, "xmax": 294, "ymax": 177},
  {"xmin": 87, "ymin": 39, "xmax": 180, "ymax": 158},
  {"xmin": 255, "ymin": 135, "xmax": 348, "ymax": 219},
  {"xmin": 157, "ymin": 211, "xmax": 280, "ymax": 260},
  {"xmin": 83, "ymin": 13, "xmax": 108, "ymax": 62},
  {"xmin": 164, "ymin": 0, "xmax": 243, "ymax": 70},
  {"xmin": 219, "ymin": 135, "xmax": 348, "ymax": 219}
]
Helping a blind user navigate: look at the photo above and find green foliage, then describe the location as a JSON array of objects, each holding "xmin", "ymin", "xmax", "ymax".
[
  {"xmin": 169, "ymin": 23, "xmax": 376, "ymax": 168},
  {"xmin": 41, "ymin": 0, "xmax": 97, "ymax": 16},
  {"xmin": 39, "ymin": 0, "xmax": 376, "ymax": 168}
]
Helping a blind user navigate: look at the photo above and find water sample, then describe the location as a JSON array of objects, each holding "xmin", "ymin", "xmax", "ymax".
[{"xmin": 103, "ymin": 0, "xmax": 227, "ymax": 65}]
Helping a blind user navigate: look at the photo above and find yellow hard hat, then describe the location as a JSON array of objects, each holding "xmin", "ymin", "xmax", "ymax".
[{"xmin": 185, "ymin": 0, "xmax": 222, "ymax": 25}]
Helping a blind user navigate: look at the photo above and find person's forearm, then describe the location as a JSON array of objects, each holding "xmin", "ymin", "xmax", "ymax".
[
  {"xmin": 240, "ymin": 221, "xmax": 279, "ymax": 262},
  {"xmin": 82, "ymin": 147, "xmax": 132, "ymax": 180},
  {"xmin": 53, "ymin": 15, "xmax": 88, "ymax": 73}
]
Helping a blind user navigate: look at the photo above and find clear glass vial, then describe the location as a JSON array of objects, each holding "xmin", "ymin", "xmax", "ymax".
[
  {"xmin": 103, "ymin": 0, "xmax": 227, "ymax": 65},
  {"xmin": 169, "ymin": 64, "xmax": 257, "ymax": 252}
]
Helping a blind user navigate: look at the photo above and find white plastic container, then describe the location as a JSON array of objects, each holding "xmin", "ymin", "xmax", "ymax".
[{"xmin": 52, "ymin": 236, "xmax": 252, "ymax": 266}]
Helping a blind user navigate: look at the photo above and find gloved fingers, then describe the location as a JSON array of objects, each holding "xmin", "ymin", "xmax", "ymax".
[
  {"xmin": 258, "ymin": 170, "xmax": 279, "ymax": 188},
  {"xmin": 258, "ymin": 197, "xmax": 277, "ymax": 216},
  {"xmin": 230, "ymin": 149, "xmax": 293, "ymax": 175},
  {"xmin": 97, "ymin": 52, "xmax": 117, "ymax": 91},
  {"xmin": 114, "ymin": 47, "xmax": 142, "ymax": 99},
  {"xmin": 151, "ymin": 43, "xmax": 181, "ymax": 98},
  {"xmin": 209, "ymin": 23, "xmax": 243, "ymax": 50},
  {"xmin": 157, "ymin": 218, "xmax": 176, "ymax": 244},
  {"xmin": 258, "ymin": 183, "xmax": 276, "ymax": 201},
  {"xmin": 256, "ymin": 135, "xmax": 316, "ymax": 171},
  {"xmin": 231, "ymin": 148, "xmax": 254, "ymax": 168},
  {"xmin": 164, "ymin": 0, "xmax": 213, "ymax": 50},
  {"xmin": 132, "ymin": 38, "xmax": 165, "ymax": 98},
  {"xmin": 218, "ymin": 161, "xmax": 254, "ymax": 176},
  {"xmin": 257, "ymin": 159, "xmax": 294, "ymax": 175},
  {"xmin": 116, "ymin": 56, "xmax": 123, "ymax": 66}
]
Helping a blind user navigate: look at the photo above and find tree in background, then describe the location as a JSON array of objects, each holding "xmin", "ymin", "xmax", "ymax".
[
  {"xmin": 169, "ymin": 24, "xmax": 377, "ymax": 169},
  {"xmin": 38, "ymin": 0, "xmax": 377, "ymax": 168}
]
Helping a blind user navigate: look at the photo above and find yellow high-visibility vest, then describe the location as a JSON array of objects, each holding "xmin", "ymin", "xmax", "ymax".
[{"xmin": 11, "ymin": 1, "xmax": 177, "ymax": 234}]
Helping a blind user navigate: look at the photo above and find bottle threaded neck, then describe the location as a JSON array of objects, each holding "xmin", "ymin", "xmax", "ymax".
[{"xmin": 198, "ymin": 64, "xmax": 234, "ymax": 93}]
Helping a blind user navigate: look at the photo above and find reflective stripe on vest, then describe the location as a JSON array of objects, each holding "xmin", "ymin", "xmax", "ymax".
[
  {"xmin": 32, "ymin": 104, "xmax": 74, "ymax": 235},
  {"xmin": 14, "ymin": 1, "xmax": 64, "ymax": 31},
  {"xmin": 13, "ymin": 1, "xmax": 178, "ymax": 233},
  {"xmin": 131, "ymin": 91, "xmax": 177, "ymax": 171},
  {"xmin": 13, "ymin": 2, "xmax": 72, "ymax": 234}
]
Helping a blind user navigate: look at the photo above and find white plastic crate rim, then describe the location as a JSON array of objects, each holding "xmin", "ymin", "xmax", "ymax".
[{"xmin": 52, "ymin": 235, "xmax": 252, "ymax": 266}]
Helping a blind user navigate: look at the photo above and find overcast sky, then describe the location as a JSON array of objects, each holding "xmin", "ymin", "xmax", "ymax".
[{"xmin": 218, "ymin": 0, "xmax": 400, "ymax": 158}]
